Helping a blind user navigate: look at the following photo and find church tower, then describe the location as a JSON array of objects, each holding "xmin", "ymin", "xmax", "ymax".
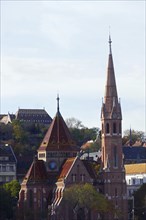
[{"xmin": 101, "ymin": 36, "xmax": 128, "ymax": 220}]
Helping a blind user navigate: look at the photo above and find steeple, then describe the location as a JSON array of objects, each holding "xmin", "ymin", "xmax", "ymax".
[
  {"xmin": 104, "ymin": 35, "xmax": 118, "ymax": 108},
  {"xmin": 100, "ymin": 36, "xmax": 128, "ymax": 220}
]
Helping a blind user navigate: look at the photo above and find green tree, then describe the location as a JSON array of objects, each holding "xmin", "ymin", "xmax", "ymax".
[
  {"xmin": 122, "ymin": 129, "xmax": 144, "ymax": 145},
  {"xmin": 63, "ymin": 183, "xmax": 114, "ymax": 214},
  {"xmin": 12, "ymin": 120, "xmax": 27, "ymax": 143},
  {"xmin": 134, "ymin": 183, "xmax": 146, "ymax": 220},
  {"xmin": 0, "ymin": 187, "xmax": 13, "ymax": 219},
  {"xmin": 3, "ymin": 179, "xmax": 20, "ymax": 198}
]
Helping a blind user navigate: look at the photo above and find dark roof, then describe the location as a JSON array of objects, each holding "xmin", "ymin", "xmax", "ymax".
[
  {"xmin": 123, "ymin": 146, "xmax": 146, "ymax": 161},
  {"xmin": 82, "ymin": 160, "xmax": 99, "ymax": 179},
  {"xmin": 38, "ymin": 111, "xmax": 78, "ymax": 152},
  {"xmin": 21, "ymin": 158, "xmax": 48, "ymax": 185},
  {"xmin": 0, "ymin": 144, "xmax": 17, "ymax": 163},
  {"xmin": 15, "ymin": 108, "xmax": 52, "ymax": 124}
]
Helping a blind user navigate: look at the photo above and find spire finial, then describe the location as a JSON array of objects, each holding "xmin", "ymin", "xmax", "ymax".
[
  {"xmin": 108, "ymin": 29, "xmax": 112, "ymax": 54},
  {"xmin": 57, "ymin": 94, "xmax": 60, "ymax": 112}
]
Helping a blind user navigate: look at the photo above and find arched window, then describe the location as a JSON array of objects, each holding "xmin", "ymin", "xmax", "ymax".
[
  {"xmin": 113, "ymin": 122, "xmax": 116, "ymax": 133},
  {"xmin": 106, "ymin": 123, "xmax": 109, "ymax": 134},
  {"xmin": 113, "ymin": 146, "xmax": 118, "ymax": 167},
  {"xmin": 119, "ymin": 123, "xmax": 121, "ymax": 134}
]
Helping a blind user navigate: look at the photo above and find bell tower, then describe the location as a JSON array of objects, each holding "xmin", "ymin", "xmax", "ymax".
[{"xmin": 101, "ymin": 36, "xmax": 128, "ymax": 220}]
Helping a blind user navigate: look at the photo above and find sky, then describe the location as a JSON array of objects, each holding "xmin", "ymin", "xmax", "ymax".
[{"xmin": 1, "ymin": 0, "xmax": 146, "ymax": 133}]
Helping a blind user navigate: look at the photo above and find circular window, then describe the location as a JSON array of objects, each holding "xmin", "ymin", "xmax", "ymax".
[{"xmin": 49, "ymin": 161, "xmax": 57, "ymax": 170}]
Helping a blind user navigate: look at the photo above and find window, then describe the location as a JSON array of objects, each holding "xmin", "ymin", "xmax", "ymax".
[
  {"xmin": 113, "ymin": 122, "xmax": 117, "ymax": 133},
  {"xmin": 132, "ymin": 179, "xmax": 135, "ymax": 185},
  {"xmin": 2, "ymin": 166, "xmax": 6, "ymax": 172},
  {"xmin": 119, "ymin": 123, "xmax": 121, "ymax": 134},
  {"xmin": 80, "ymin": 174, "xmax": 85, "ymax": 182},
  {"xmin": 113, "ymin": 146, "xmax": 118, "ymax": 167},
  {"xmin": 106, "ymin": 123, "xmax": 109, "ymax": 134},
  {"xmin": 72, "ymin": 174, "xmax": 76, "ymax": 182},
  {"xmin": 9, "ymin": 166, "xmax": 14, "ymax": 171},
  {"xmin": 140, "ymin": 179, "xmax": 143, "ymax": 184}
]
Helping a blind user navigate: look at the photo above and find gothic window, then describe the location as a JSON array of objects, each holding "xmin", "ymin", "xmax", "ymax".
[
  {"xmin": 113, "ymin": 146, "xmax": 118, "ymax": 167},
  {"xmin": 106, "ymin": 123, "xmax": 109, "ymax": 134},
  {"xmin": 72, "ymin": 174, "xmax": 76, "ymax": 182},
  {"xmin": 119, "ymin": 123, "xmax": 121, "ymax": 134},
  {"xmin": 113, "ymin": 122, "xmax": 117, "ymax": 133},
  {"xmin": 80, "ymin": 174, "xmax": 85, "ymax": 182}
]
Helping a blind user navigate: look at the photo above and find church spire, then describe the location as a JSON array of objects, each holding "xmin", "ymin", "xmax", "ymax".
[
  {"xmin": 104, "ymin": 35, "xmax": 118, "ymax": 112},
  {"xmin": 57, "ymin": 94, "xmax": 60, "ymax": 113},
  {"xmin": 109, "ymin": 34, "xmax": 112, "ymax": 55}
]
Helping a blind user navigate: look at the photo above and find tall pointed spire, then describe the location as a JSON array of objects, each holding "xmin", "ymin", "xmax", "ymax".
[
  {"xmin": 109, "ymin": 34, "xmax": 112, "ymax": 55},
  {"xmin": 104, "ymin": 35, "xmax": 118, "ymax": 112}
]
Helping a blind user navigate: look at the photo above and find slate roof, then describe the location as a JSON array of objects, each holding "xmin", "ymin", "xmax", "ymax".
[
  {"xmin": 123, "ymin": 146, "xmax": 146, "ymax": 162},
  {"xmin": 125, "ymin": 163, "xmax": 146, "ymax": 174},
  {"xmin": 0, "ymin": 144, "xmax": 17, "ymax": 163},
  {"xmin": 38, "ymin": 111, "xmax": 78, "ymax": 152},
  {"xmin": 22, "ymin": 158, "xmax": 48, "ymax": 185},
  {"xmin": 15, "ymin": 108, "xmax": 52, "ymax": 124}
]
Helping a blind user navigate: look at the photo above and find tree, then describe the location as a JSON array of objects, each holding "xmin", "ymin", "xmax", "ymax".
[
  {"xmin": 134, "ymin": 183, "xmax": 146, "ymax": 220},
  {"xmin": 63, "ymin": 183, "xmax": 114, "ymax": 214},
  {"xmin": 3, "ymin": 179, "xmax": 20, "ymax": 199},
  {"xmin": 66, "ymin": 117, "xmax": 84, "ymax": 129},
  {"xmin": 12, "ymin": 120, "xmax": 27, "ymax": 143},
  {"xmin": 66, "ymin": 117, "xmax": 100, "ymax": 146},
  {"xmin": 0, "ymin": 187, "xmax": 13, "ymax": 219},
  {"xmin": 122, "ymin": 129, "xmax": 144, "ymax": 145}
]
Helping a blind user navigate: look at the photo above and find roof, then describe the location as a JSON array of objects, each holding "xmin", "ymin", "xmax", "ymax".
[
  {"xmin": 0, "ymin": 144, "xmax": 17, "ymax": 163},
  {"xmin": 15, "ymin": 108, "xmax": 52, "ymax": 124},
  {"xmin": 58, "ymin": 157, "xmax": 76, "ymax": 180},
  {"xmin": 125, "ymin": 163, "xmax": 146, "ymax": 174},
  {"xmin": 38, "ymin": 111, "xmax": 78, "ymax": 152},
  {"xmin": 21, "ymin": 158, "xmax": 48, "ymax": 185},
  {"xmin": 123, "ymin": 146, "xmax": 146, "ymax": 161}
]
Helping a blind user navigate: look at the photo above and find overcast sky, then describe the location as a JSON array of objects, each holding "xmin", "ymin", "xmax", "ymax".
[{"xmin": 1, "ymin": 0, "xmax": 145, "ymax": 133}]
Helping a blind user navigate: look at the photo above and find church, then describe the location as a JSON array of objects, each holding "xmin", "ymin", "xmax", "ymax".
[{"xmin": 18, "ymin": 37, "xmax": 128, "ymax": 220}]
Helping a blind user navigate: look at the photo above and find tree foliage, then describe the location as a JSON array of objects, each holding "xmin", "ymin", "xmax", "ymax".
[
  {"xmin": 122, "ymin": 129, "xmax": 144, "ymax": 145},
  {"xmin": 0, "ymin": 187, "xmax": 13, "ymax": 220},
  {"xmin": 3, "ymin": 179, "xmax": 20, "ymax": 198},
  {"xmin": 0, "ymin": 180, "xmax": 21, "ymax": 219},
  {"xmin": 66, "ymin": 117, "xmax": 100, "ymax": 146},
  {"xmin": 134, "ymin": 183, "xmax": 146, "ymax": 220},
  {"xmin": 64, "ymin": 183, "xmax": 114, "ymax": 213}
]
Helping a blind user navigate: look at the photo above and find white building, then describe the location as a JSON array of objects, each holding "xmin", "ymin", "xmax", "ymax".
[
  {"xmin": 125, "ymin": 163, "xmax": 146, "ymax": 197},
  {"xmin": 0, "ymin": 144, "xmax": 17, "ymax": 183}
]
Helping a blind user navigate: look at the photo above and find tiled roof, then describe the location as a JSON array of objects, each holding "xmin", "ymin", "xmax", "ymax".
[
  {"xmin": 123, "ymin": 146, "xmax": 146, "ymax": 161},
  {"xmin": 0, "ymin": 144, "xmax": 17, "ymax": 163},
  {"xmin": 15, "ymin": 108, "xmax": 52, "ymax": 124},
  {"xmin": 58, "ymin": 157, "xmax": 76, "ymax": 180},
  {"xmin": 125, "ymin": 163, "xmax": 146, "ymax": 174},
  {"xmin": 22, "ymin": 158, "xmax": 48, "ymax": 185},
  {"xmin": 38, "ymin": 111, "xmax": 78, "ymax": 152}
]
